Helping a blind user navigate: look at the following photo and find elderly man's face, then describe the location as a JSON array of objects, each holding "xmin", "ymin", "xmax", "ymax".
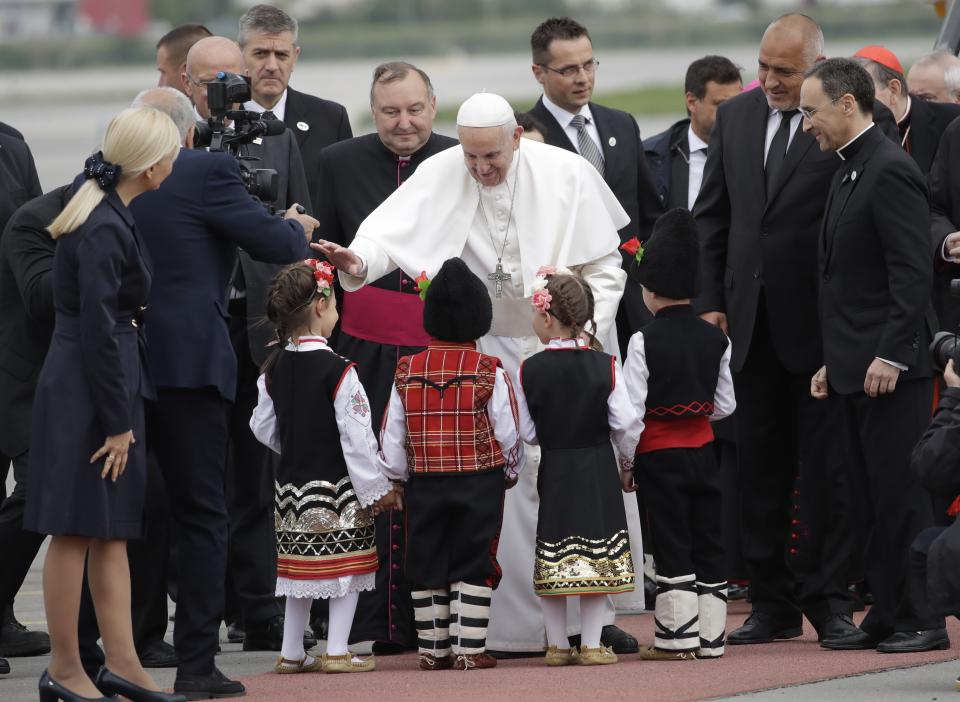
[
  {"xmin": 908, "ymin": 62, "xmax": 954, "ymax": 103},
  {"xmin": 371, "ymin": 72, "xmax": 436, "ymax": 157},
  {"xmin": 459, "ymin": 125, "xmax": 522, "ymax": 187},
  {"xmin": 242, "ymin": 30, "xmax": 300, "ymax": 106},
  {"xmin": 185, "ymin": 54, "xmax": 246, "ymax": 119}
]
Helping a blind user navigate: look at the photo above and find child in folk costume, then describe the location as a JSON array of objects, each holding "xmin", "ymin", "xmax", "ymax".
[
  {"xmin": 379, "ymin": 257, "xmax": 524, "ymax": 671},
  {"xmin": 514, "ymin": 268, "xmax": 643, "ymax": 667},
  {"xmin": 250, "ymin": 260, "xmax": 398, "ymax": 674},
  {"xmin": 623, "ymin": 209, "xmax": 736, "ymax": 660}
]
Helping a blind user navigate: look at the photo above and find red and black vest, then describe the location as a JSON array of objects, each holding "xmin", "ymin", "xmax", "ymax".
[{"xmin": 394, "ymin": 342, "xmax": 504, "ymax": 475}]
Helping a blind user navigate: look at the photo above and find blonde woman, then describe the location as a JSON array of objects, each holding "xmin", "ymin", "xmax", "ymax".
[{"xmin": 23, "ymin": 107, "xmax": 184, "ymax": 702}]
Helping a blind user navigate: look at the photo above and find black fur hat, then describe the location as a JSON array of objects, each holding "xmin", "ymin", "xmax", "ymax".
[
  {"xmin": 423, "ymin": 257, "xmax": 492, "ymax": 342},
  {"xmin": 632, "ymin": 208, "xmax": 701, "ymax": 299}
]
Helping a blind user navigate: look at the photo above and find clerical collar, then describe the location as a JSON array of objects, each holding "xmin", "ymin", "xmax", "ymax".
[
  {"xmin": 542, "ymin": 92, "xmax": 595, "ymax": 130},
  {"xmin": 837, "ymin": 123, "xmax": 875, "ymax": 161},
  {"xmin": 245, "ymin": 89, "xmax": 288, "ymax": 122},
  {"xmin": 897, "ymin": 96, "xmax": 912, "ymax": 126}
]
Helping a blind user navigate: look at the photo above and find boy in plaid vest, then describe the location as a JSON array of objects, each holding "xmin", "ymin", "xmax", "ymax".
[{"xmin": 379, "ymin": 257, "xmax": 524, "ymax": 671}]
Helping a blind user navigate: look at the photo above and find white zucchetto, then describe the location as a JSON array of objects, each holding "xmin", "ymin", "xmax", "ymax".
[{"xmin": 456, "ymin": 93, "xmax": 514, "ymax": 128}]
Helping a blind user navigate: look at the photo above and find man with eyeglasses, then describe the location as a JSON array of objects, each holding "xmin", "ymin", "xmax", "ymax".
[
  {"xmin": 695, "ymin": 13, "xmax": 898, "ymax": 650},
  {"xmin": 528, "ymin": 18, "xmax": 663, "ymax": 366},
  {"xmin": 523, "ymin": 16, "xmax": 658, "ymax": 656},
  {"xmin": 802, "ymin": 57, "xmax": 947, "ymax": 653}
]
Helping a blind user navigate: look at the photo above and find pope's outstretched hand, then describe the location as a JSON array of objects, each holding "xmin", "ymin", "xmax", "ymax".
[{"xmin": 310, "ymin": 240, "xmax": 364, "ymax": 276}]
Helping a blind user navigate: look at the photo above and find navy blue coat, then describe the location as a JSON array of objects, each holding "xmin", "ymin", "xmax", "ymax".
[
  {"xmin": 130, "ymin": 148, "xmax": 308, "ymax": 402},
  {"xmin": 25, "ymin": 190, "xmax": 152, "ymax": 538}
]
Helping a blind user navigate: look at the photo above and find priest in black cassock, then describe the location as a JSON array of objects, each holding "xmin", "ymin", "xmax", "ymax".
[{"xmin": 314, "ymin": 61, "xmax": 457, "ymax": 651}]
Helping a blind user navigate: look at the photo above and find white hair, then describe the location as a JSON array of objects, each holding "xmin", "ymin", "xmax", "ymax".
[{"xmin": 132, "ymin": 87, "xmax": 195, "ymax": 144}]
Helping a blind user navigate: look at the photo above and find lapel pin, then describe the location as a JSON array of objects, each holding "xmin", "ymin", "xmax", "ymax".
[
  {"xmin": 851, "ymin": 170, "xmax": 857, "ymax": 181},
  {"xmin": 608, "ymin": 136, "xmax": 617, "ymax": 147},
  {"xmin": 297, "ymin": 121, "xmax": 310, "ymax": 131},
  {"xmin": 252, "ymin": 137, "xmax": 263, "ymax": 145}
]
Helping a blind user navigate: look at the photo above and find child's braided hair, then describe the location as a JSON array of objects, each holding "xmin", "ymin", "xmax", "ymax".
[
  {"xmin": 542, "ymin": 271, "xmax": 603, "ymax": 351},
  {"xmin": 261, "ymin": 262, "xmax": 324, "ymax": 380}
]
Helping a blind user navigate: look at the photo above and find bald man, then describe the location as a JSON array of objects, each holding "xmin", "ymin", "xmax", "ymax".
[
  {"xmin": 186, "ymin": 35, "xmax": 317, "ymax": 653},
  {"xmin": 695, "ymin": 13, "xmax": 900, "ymax": 649}
]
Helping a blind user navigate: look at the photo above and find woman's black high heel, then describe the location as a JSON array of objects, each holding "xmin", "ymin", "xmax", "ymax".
[
  {"xmin": 93, "ymin": 668, "xmax": 187, "ymax": 702},
  {"xmin": 38, "ymin": 670, "xmax": 112, "ymax": 702}
]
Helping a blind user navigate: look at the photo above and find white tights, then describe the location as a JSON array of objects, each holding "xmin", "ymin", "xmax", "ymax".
[
  {"xmin": 540, "ymin": 595, "xmax": 606, "ymax": 649},
  {"xmin": 280, "ymin": 591, "xmax": 360, "ymax": 660}
]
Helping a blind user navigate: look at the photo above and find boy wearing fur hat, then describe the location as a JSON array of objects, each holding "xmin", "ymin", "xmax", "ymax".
[
  {"xmin": 622, "ymin": 208, "xmax": 737, "ymax": 660},
  {"xmin": 378, "ymin": 257, "xmax": 524, "ymax": 671}
]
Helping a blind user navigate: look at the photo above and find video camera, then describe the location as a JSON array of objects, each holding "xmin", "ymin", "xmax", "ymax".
[
  {"xmin": 193, "ymin": 71, "xmax": 283, "ymax": 207},
  {"xmin": 931, "ymin": 279, "xmax": 960, "ymax": 373}
]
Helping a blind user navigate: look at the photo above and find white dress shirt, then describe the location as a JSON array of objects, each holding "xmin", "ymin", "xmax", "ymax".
[
  {"xmin": 687, "ymin": 126, "xmax": 709, "ymax": 210},
  {"xmin": 245, "ymin": 89, "xmax": 288, "ymax": 121},
  {"xmin": 541, "ymin": 93, "xmax": 604, "ymax": 155}
]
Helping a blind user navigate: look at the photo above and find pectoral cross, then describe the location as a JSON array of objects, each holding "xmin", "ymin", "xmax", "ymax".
[{"xmin": 488, "ymin": 261, "xmax": 512, "ymax": 298}]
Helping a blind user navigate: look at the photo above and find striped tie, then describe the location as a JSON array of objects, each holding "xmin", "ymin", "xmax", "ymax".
[{"xmin": 570, "ymin": 113, "xmax": 605, "ymax": 176}]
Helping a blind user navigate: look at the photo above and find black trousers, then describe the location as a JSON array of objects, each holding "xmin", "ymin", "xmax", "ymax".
[
  {"xmin": 734, "ymin": 298, "xmax": 852, "ymax": 623},
  {"xmin": 0, "ymin": 451, "xmax": 45, "ymax": 611},
  {"xmin": 404, "ymin": 471, "xmax": 506, "ymax": 590},
  {"xmin": 225, "ymin": 301, "xmax": 281, "ymax": 630},
  {"xmin": 150, "ymin": 387, "xmax": 230, "ymax": 675},
  {"xmin": 636, "ymin": 445, "xmax": 724, "ymax": 583},
  {"xmin": 837, "ymin": 380, "xmax": 943, "ymax": 636}
]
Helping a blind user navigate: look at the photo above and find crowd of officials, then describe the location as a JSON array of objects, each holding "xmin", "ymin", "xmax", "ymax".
[{"xmin": 2, "ymin": 3, "xmax": 960, "ymax": 699}]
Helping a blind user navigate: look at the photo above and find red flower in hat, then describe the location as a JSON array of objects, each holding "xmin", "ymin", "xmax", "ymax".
[
  {"xmin": 415, "ymin": 271, "xmax": 431, "ymax": 300},
  {"xmin": 620, "ymin": 237, "xmax": 645, "ymax": 263}
]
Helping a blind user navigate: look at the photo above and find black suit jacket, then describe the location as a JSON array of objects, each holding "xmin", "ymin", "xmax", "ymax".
[
  {"xmin": 130, "ymin": 149, "xmax": 309, "ymax": 402},
  {"xmin": 905, "ymin": 98, "xmax": 960, "ymax": 175},
  {"xmin": 236, "ymin": 127, "xmax": 315, "ymax": 365},
  {"xmin": 283, "ymin": 86, "xmax": 353, "ymax": 209},
  {"xmin": 695, "ymin": 88, "xmax": 898, "ymax": 373},
  {"xmin": 528, "ymin": 96, "xmax": 664, "ymax": 354},
  {"xmin": 0, "ymin": 132, "xmax": 42, "ymax": 245},
  {"xmin": 924, "ymin": 114, "xmax": 960, "ymax": 332},
  {"xmin": 0, "ymin": 185, "xmax": 71, "ymax": 457},
  {"xmin": 819, "ymin": 125, "xmax": 933, "ymax": 395}
]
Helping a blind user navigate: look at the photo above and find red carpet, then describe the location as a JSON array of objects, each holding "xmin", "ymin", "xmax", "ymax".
[{"xmin": 237, "ymin": 602, "xmax": 959, "ymax": 701}]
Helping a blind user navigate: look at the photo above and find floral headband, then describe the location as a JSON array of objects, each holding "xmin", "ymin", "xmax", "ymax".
[
  {"xmin": 530, "ymin": 265, "xmax": 574, "ymax": 314},
  {"xmin": 305, "ymin": 259, "xmax": 335, "ymax": 297},
  {"xmin": 620, "ymin": 237, "xmax": 645, "ymax": 263}
]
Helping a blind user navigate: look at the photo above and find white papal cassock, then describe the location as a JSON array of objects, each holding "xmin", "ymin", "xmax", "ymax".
[{"xmin": 340, "ymin": 135, "xmax": 646, "ymax": 651}]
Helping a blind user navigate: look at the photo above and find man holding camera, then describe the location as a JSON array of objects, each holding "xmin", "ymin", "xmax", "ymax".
[
  {"xmin": 804, "ymin": 58, "xmax": 947, "ymax": 652},
  {"xmin": 130, "ymin": 86, "xmax": 316, "ymax": 698}
]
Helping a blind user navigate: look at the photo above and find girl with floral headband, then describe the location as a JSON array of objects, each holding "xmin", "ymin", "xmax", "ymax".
[
  {"xmin": 250, "ymin": 259, "xmax": 398, "ymax": 675},
  {"xmin": 514, "ymin": 267, "xmax": 643, "ymax": 667}
]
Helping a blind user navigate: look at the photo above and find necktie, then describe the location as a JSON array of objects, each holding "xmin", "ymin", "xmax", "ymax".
[
  {"xmin": 570, "ymin": 114, "xmax": 605, "ymax": 176},
  {"xmin": 262, "ymin": 110, "xmax": 276, "ymax": 121},
  {"xmin": 764, "ymin": 109, "xmax": 797, "ymax": 193}
]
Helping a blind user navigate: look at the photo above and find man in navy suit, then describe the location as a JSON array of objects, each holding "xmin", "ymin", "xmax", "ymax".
[{"xmin": 130, "ymin": 87, "xmax": 316, "ymax": 699}]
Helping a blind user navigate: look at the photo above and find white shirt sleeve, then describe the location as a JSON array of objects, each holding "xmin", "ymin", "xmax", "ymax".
[
  {"xmin": 622, "ymin": 332, "xmax": 650, "ymax": 432},
  {"xmin": 338, "ymin": 237, "xmax": 397, "ymax": 292},
  {"xmin": 249, "ymin": 374, "xmax": 281, "ymax": 455},
  {"xmin": 608, "ymin": 361, "xmax": 643, "ymax": 470},
  {"xmin": 489, "ymin": 367, "xmax": 526, "ymax": 478},
  {"xmin": 574, "ymin": 251, "xmax": 628, "ymax": 345},
  {"xmin": 513, "ymin": 364, "xmax": 539, "ymax": 445},
  {"xmin": 333, "ymin": 366, "xmax": 392, "ymax": 506},
  {"xmin": 711, "ymin": 341, "xmax": 737, "ymax": 421},
  {"xmin": 377, "ymin": 385, "xmax": 410, "ymax": 482}
]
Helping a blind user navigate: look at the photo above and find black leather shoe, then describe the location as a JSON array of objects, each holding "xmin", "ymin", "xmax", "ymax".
[
  {"xmin": 0, "ymin": 608, "xmax": 51, "ymax": 656},
  {"xmin": 38, "ymin": 670, "xmax": 112, "ymax": 702},
  {"xmin": 820, "ymin": 626, "xmax": 879, "ymax": 650},
  {"xmin": 138, "ymin": 640, "xmax": 178, "ymax": 668},
  {"xmin": 727, "ymin": 584, "xmax": 749, "ymax": 601},
  {"xmin": 173, "ymin": 668, "xmax": 244, "ymax": 700},
  {"xmin": 95, "ymin": 668, "xmax": 187, "ymax": 702},
  {"xmin": 815, "ymin": 613, "xmax": 859, "ymax": 642},
  {"xmin": 728, "ymin": 611, "xmax": 802, "ymax": 645},
  {"xmin": 0, "ymin": 657, "xmax": 9, "ymax": 674},
  {"xmin": 225, "ymin": 623, "xmax": 244, "ymax": 644},
  {"xmin": 600, "ymin": 624, "xmax": 639, "ymax": 654},
  {"xmin": 876, "ymin": 628, "xmax": 950, "ymax": 653},
  {"xmin": 240, "ymin": 615, "xmax": 283, "ymax": 652}
]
